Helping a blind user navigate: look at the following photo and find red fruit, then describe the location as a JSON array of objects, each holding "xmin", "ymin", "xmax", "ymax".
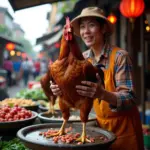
[{"xmin": 3, "ymin": 107, "xmax": 10, "ymax": 113}]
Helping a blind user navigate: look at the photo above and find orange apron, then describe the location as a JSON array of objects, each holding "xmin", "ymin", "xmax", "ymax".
[{"xmin": 92, "ymin": 47, "xmax": 144, "ymax": 150}]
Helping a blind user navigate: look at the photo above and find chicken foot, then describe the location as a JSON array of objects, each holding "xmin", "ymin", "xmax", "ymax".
[
  {"xmin": 43, "ymin": 103, "xmax": 54, "ymax": 115},
  {"xmin": 44, "ymin": 98, "xmax": 57, "ymax": 115},
  {"xmin": 46, "ymin": 120, "xmax": 67, "ymax": 138},
  {"xmin": 76, "ymin": 122, "xmax": 91, "ymax": 143}
]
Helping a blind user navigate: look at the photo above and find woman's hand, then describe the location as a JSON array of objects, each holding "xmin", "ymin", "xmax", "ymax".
[
  {"xmin": 50, "ymin": 81, "xmax": 62, "ymax": 96},
  {"xmin": 76, "ymin": 73, "xmax": 105, "ymax": 99}
]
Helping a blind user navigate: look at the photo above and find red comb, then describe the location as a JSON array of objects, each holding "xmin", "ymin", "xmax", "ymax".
[
  {"xmin": 64, "ymin": 16, "xmax": 72, "ymax": 41},
  {"xmin": 66, "ymin": 16, "xmax": 71, "ymax": 25}
]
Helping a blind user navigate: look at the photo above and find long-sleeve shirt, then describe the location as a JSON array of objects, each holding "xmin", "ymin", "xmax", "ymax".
[{"xmin": 82, "ymin": 44, "xmax": 136, "ymax": 111}]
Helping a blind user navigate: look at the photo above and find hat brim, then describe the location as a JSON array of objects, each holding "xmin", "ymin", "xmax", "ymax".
[{"xmin": 71, "ymin": 14, "xmax": 113, "ymax": 37}]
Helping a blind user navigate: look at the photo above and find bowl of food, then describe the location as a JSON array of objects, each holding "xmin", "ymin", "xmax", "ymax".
[
  {"xmin": 15, "ymin": 88, "xmax": 48, "ymax": 101},
  {"xmin": 0, "ymin": 98, "xmax": 39, "ymax": 112},
  {"xmin": 0, "ymin": 105, "xmax": 38, "ymax": 135},
  {"xmin": 17, "ymin": 123, "xmax": 116, "ymax": 150},
  {"xmin": 38, "ymin": 100, "xmax": 49, "ymax": 112},
  {"xmin": 38, "ymin": 104, "xmax": 48, "ymax": 112},
  {"xmin": 38, "ymin": 110, "xmax": 96, "ymax": 125},
  {"xmin": 38, "ymin": 99, "xmax": 59, "ymax": 112}
]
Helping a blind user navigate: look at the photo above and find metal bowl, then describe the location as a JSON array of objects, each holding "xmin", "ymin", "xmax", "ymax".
[
  {"xmin": 17, "ymin": 123, "xmax": 116, "ymax": 150},
  {"xmin": 38, "ymin": 110, "xmax": 96, "ymax": 124},
  {"xmin": 24, "ymin": 104, "xmax": 39, "ymax": 112},
  {"xmin": 38, "ymin": 104, "xmax": 48, "ymax": 112},
  {"xmin": 0, "ymin": 111, "xmax": 38, "ymax": 135}
]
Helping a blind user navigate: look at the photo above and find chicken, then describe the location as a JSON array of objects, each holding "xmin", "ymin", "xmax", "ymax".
[
  {"xmin": 47, "ymin": 17, "xmax": 104, "ymax": 143},
  {"xmin": 40, "ymin": 72, "xmax": 57, "ymax": 114}
]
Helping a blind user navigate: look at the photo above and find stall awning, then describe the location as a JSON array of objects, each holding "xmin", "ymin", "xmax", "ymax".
[
  {"xmin": 36, "ymin": 29, "xmax": 60, "ymax": 45},
  {"xmin": 36, "ymin": 28, "xmax": 62, "ymax": 46},
  {"xmin": 0, "ymin": 35, "xmax": 24, "ymax": 52},
  {"xmin": 8, "ymin": 0, "xmax": 69, "ymax": 11},
  {"xmin": 44, "ymin": 29, "xmax": 62, "ymax": 45},
  {"xmin": 0, "ymin": 35, "xmax": 23, "ymax": 47}
]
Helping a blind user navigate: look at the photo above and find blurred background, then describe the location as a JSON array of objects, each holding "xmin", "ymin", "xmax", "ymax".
[
  {"xmin": 0, "ymin": 0, "xmax": 150, "ymax": 124},
  {"xmin": 0, "ymin": 1, "xmax": 150, "ymax": 149}
]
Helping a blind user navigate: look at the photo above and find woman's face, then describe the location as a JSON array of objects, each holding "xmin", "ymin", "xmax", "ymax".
[{"xmin": 79, "ymin": 17, "xmax": 104, "ymax": 48}]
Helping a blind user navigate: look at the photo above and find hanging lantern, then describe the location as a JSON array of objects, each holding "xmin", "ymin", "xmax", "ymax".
[
  {"xmin": 146, "ymin": 26, "xmax": 150, "ymax": 32},
  {"xmin": 21, "ymin": 53, "xmax": 27, "ymax": 59},
  {"xmin": 107, "ymin": 14, "xmax": 117, "ymax": 24},
  {"xmin": 120, "ymin": 0, "xmax": 145, "ymax": 22},
  {"xmin": 5, "ymin": 43, "xmax": 15, "ymax": 51},
  {"xmin": 10, "ymin": 50, "xmax": 15, "ymax": 56},
  {"xmin": 16, "ymin": 51, "xmax": 21, "ymax": 56}
]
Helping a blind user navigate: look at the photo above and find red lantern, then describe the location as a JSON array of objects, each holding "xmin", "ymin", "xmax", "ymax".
[
  {"xmin": 5, "ymin": 43, "xmax": 15, "ymax": 51},
  {"xmin": 120, "ymin": 0, "xmax": 145, "ymax": 22},
  {"xmin": 21, "ymin": 53, "xmax": 27, "ymax": 59},
  {"xmin": 107, "ymin": 14, "xmax": 117, "ymax": 24}
]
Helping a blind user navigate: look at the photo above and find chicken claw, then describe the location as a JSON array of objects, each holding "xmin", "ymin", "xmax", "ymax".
[
  {"xmin": 76, "ymin": 123, "xmax": 91, "ymax": 143},
  {"xmin": 43, "ymin": 101, "xmax": 58, "ymax": 115},
  {"xmin": 76, "ymin": 136, "xmax": 91, "ymax": 143},
  {"xmin": 46, "ymin": 120, "xmax": 67, "ymax": 138}
]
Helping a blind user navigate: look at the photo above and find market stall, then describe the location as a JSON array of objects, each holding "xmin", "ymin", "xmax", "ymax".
[
  {"xmin": 0, "ymin": 94, "xmax": 116, "ymax": 150},
  {"xmin": 5, "ymin": 0, "xmax": 150, "ymax": 149}
]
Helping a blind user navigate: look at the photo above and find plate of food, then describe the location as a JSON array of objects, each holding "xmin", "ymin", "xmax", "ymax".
[
  {"xmin": 17, "ymin": 123, "xmax": 116, "ymax": 150},
  {"xmin": 0, "ymin": 105, "xmax": 38, "ymax": 135},
  {"xmin": 0, "ymin": 98, "xmax": 39, "ymax": 112},
  {"xmin": 38, "ymin": 110, "xmax": 96, "ymax": 125}
]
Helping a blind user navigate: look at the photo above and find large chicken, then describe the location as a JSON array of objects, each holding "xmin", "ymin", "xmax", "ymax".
[
  {"xmin": 40, "ymin": 72, "xmax": 57, "ymax": 114},
  {"xmin": 47, "ymin": 17, "xmax": 104, "ymax": 143}
]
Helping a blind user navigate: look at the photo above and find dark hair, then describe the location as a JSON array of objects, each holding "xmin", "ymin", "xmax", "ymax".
[
  {"xmin": 95, "ymin": 17, "xmax": 109, "ymax": 39},
  {"xmin": 95, "ymin": 17, "xmax": 106, "ymax": 28}
]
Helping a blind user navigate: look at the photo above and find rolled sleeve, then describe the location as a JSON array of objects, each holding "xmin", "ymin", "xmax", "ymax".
[
  {"xmin": 110, "ymin": 90, "xmax": 136, "ymax": 111},
  {"xmin": 109, "ymin": 50, "xmax": 136, "ymax": 111}
]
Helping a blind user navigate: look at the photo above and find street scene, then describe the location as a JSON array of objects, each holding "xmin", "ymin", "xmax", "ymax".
[{"xmin": 0, "ymin": 0, "xmax": 150, "ymax": 150}]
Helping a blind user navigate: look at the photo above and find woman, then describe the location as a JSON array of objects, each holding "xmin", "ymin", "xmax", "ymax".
[{"xmin": 50, "ymin": 7, "xmax": 144, "ymax": 150}]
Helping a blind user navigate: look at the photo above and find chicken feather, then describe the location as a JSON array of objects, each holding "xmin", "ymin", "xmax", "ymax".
[{"xmin": 40, "ymin": 71, "xmax": 57, "ymax": 114}]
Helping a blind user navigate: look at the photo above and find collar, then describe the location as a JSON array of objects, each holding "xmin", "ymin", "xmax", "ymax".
[{"xmin": 86, "ymin": 42, "xmax": 111, "ymax": 59}]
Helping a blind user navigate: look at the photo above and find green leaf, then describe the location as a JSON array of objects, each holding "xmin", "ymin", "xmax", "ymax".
[{"xmin": 1, "ymin": 138, "xmax": 29, "ymax": 150}]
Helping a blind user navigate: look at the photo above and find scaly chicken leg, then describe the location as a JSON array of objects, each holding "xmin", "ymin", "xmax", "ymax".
[
  {"xmin": 44, "ymin": 96, "xmax": 56, "ymax": 115},
  {"xmin": 49, "ymin": 98, "xmax": 54, "ymax": 114},
  {"xmin": 46, "ymin": 98, "xmax": 70, "ymax": 137},
  {"xmin": 76, "ymin": 123, "xmax": 91, "ymax": 143},
  {"xmin": 75, "ymin": 98, "xmax": 93, "ymax": 143},
  {"xmin": 46, "ymin": 120, "xmax": 67, "ymax": 138}
]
